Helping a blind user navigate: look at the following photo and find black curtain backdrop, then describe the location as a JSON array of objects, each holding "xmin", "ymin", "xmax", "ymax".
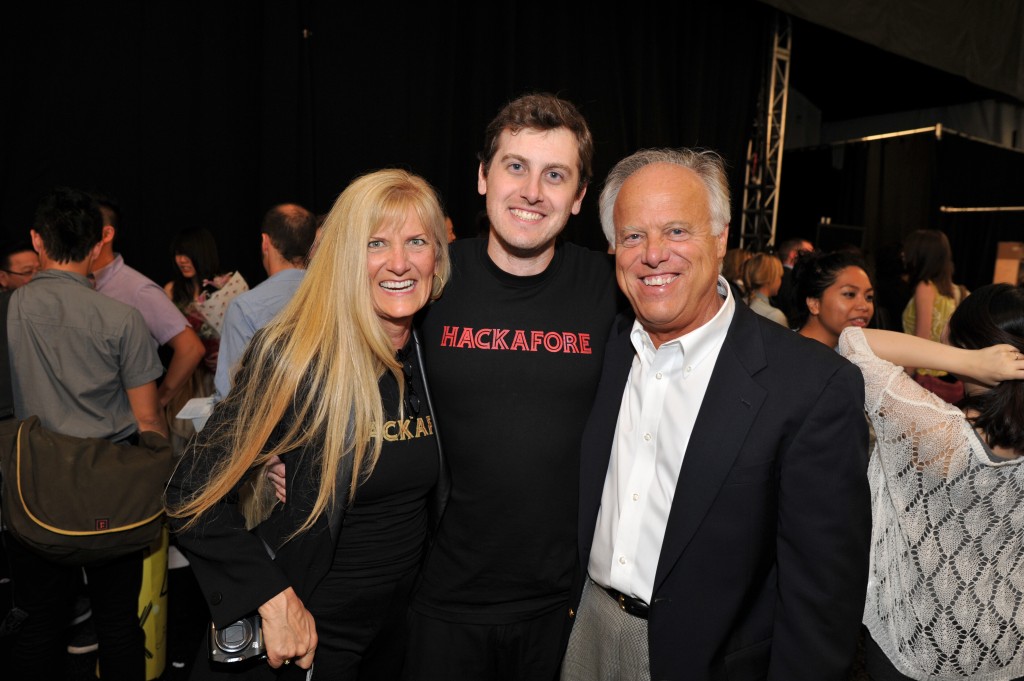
[
  {"xmin": 1, "ymin": 1, "xmax": 771, "ymax": 289},
  {"xmin": 778, "ymin": 130, "xmax": 1024, "ymax": 294}
]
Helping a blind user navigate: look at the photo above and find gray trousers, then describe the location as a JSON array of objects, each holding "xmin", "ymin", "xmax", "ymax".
[{"xmin": 560, "ymin": 579, "xmax": 651, "ymax": 681}]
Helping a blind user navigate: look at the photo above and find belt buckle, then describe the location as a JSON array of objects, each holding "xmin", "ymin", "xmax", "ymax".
[{"xmin": 617, "ymin": 593, "xmax": 628, "ymax": 611}]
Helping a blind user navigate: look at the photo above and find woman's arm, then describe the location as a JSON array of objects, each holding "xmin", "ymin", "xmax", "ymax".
[{"xmin": 860, "ymin": 328, "xmax": 1024, "ymax": 386}]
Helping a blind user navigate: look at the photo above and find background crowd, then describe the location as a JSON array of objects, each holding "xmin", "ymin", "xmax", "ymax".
[{"xmin": 0, "ymin": 91, "xmax": 1022, "ymax": 681}]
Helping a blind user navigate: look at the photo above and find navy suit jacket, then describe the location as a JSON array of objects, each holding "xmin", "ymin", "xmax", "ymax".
[{"xmin": 574, "ymin": 299, "xmax": 871, "ymax": 681}]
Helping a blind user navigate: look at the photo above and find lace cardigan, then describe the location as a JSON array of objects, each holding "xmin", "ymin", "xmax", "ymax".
[{"xmin": 838, "ymin": 327, "xmax": 1024, "ymax": 681}]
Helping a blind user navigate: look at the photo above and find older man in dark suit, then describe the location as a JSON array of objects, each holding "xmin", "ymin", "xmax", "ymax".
[{"xmin": 561, "ymin": 148, "xmax": 871, "ymax": 681}]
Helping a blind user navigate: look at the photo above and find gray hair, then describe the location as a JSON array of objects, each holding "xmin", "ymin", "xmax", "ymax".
[{"xmin": 598, "ymin": 147, "xmax": 731, "ymax": 248}]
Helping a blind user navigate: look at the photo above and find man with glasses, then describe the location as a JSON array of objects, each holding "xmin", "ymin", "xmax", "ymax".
[{"xmin": 0, "ymin": 240, "xmax": 40, "ymax": 291}]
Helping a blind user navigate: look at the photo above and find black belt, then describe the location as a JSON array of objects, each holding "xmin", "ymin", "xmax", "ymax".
[{"xmin": 602, "ymin": 585, "xmax": 650, "ymax": 619}]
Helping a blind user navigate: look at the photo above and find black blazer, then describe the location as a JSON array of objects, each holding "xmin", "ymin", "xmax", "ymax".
[{"xmin": 574, "ymin": 300, "xmax": 871, "ymax": 681}]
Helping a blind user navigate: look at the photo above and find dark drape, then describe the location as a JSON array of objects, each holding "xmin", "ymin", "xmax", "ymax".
[
  {"xmin": 1, "ymin": 1, "xmax": 771, "ymax": 288},
  {"xmin": 936, "ymin": 134, "xmax": 1024, "ymax": 290},
  {"xmin": 778, "ymin": 130, "xmax": 1024, "ymax": 293}
]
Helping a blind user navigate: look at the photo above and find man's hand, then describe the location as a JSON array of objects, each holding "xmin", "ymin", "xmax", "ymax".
[
  {"xmin": 266, "ymin": 455, "xmax": 287, "ymax": 504},
  {"xmin": 257, "ymin": 587, "xmax": 316, "ymax": 669}
]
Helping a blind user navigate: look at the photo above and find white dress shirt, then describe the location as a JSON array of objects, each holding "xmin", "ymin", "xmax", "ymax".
[{"xmin": 588, "ymin": 277, "xmax": 735, "ymax": 604}]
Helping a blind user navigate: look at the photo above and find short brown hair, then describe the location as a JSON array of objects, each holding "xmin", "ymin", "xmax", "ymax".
[{"xmin": 478, "ymin": 92, "xmax": 593, "ymax": 196}]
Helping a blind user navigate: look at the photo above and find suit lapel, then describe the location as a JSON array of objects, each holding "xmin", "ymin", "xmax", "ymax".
[
  {"xmin": 653, "ymin": 303, "xmax": 768, "ymax": 591},
  {"xmin": 579, "ymin": 315, "xmax": 635, "ymax": 551}
]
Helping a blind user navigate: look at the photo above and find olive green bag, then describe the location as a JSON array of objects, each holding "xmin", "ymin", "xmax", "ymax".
[{"xmin": 0, "ymin": 290, "xmax": 174, "ymax": 566}]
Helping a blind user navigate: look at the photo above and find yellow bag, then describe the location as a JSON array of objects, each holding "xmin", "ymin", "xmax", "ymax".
[{"xmin": 139, "ymin": 525, "xmax": 169, "ymax": 681}]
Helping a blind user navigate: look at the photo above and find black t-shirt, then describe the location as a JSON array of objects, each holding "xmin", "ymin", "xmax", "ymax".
[
  {"xmin": 413, "ymin": 238, "xmax": 619, "ymax": 623},
  {"xmin": 329, "ymin": 340, "xmax": 438, "ymax": 583}
]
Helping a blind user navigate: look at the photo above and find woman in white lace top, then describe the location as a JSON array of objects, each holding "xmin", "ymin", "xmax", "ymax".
[{"xmin": 837, "ymin": 283, "xmax": 1024, "ymax": 681}]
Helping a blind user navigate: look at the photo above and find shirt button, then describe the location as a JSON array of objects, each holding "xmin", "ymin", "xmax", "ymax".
[
  {"xmin": 655, "ymin": 371, "xmax": 663, "ymax": 379},
  {"xmin": 632, "ymin": 493, "xmax": 639, "ymax": 501},
  {"xmin": 686, "ymin": 365, "xmax": 693, "ymax": 373},
  {"xmin": 643, "ymin": 433, "xmax": 652, "ymax": 442},
  {"xmin": 618, "ymin": 556, "xmax": 627, "ymax": 565}
]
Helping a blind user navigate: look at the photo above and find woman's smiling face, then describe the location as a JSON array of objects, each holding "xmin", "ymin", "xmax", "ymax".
[{"xmin": 809, "ymin": 265, "xmax": 875, "ymax": 336}]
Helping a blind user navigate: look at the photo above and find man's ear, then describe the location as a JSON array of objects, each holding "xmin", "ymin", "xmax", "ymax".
[
  {"xmin": 477, "ymin": 163, "xmax": 488, "ymax": 197},
  {"xmin": 101, "ymin": 225, "xmax": 116, "ymax": 245},
  {"xmin": 715, "ymin": 225, "xmax": 729, "ymax": 259},
  {"xmin": 570, "ymin": 183, "xmax": 588, "ymax": 216}
]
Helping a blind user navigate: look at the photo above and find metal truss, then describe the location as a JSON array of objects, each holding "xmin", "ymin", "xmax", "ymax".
[{"xmin": 739, "ymin": 12, "xmax": 792, "ymax": 253}]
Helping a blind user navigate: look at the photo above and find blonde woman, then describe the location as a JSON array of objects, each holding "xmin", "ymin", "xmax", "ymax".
[
  {"xmin": 741, "ymin": 252, "xmax": 787, "ymax": 326},
  {"xmin": 166, "ymin": 169, "xmax": 451, "ymax": 680}
]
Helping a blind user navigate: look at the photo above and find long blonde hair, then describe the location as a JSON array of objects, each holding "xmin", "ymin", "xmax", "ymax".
[{"xmin": 167, "ymin": 169, "xmax": 451, "ymax": 536}]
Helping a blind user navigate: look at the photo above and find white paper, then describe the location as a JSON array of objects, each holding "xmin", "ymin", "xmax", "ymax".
[{"xmin": 175, "ymin": 396, "xmax": 217, "ymax": 432}]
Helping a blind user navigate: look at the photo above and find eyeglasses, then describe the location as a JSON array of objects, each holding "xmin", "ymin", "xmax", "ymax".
[
  {"xmin": 1, "ymin": 268, "xmax": 38, "ymax": 278},
  {"xmin": 401, "ymin": 359, "xmax": 421, "ymax": 417}
]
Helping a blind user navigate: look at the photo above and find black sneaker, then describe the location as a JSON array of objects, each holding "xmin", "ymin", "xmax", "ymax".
[{"xmin": 67, "ymin": 618, "xmax": 99, "ymax": 654}]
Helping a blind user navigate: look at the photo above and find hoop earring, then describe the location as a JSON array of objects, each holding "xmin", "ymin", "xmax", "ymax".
[{"xmin": 430, "ymin": 273, "xmax": 445, "ymax": 301}]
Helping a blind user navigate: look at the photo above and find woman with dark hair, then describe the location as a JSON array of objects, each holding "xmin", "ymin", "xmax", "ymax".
[
  {"xmin": 901, "ymin": 228, "xmax": 969, "ymax": 402},
  {"xmin": 792, "ymin": 249, "xmax": 875, "ymax": 348},
  {"xmin": 837, "ymin": 283, "xmax": 1024, "ymax": 680},
  {"xmin": 166, "ymin": 228, "xmax": 224, "ymax": 310},
  {"xmin": 166, "ymin": 169, "xmax": 451, "ymax": 679},
  {"xmin": 163, "ymin": 227, "xmax": 247, "ymax": 453}
]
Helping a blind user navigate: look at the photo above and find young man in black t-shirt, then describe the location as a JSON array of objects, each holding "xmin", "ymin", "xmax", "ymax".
[{"xmin": 405, "ymin": 93, "xmax": 619, "ymax": 681}]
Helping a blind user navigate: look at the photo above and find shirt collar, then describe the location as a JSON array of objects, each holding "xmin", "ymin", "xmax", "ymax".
[
  {"xmin": 32, "ymin": 268, "xmax": 95, "ymax": 288},
  {"xmin": 90, "ymin": 253, "xmax": 125, "ymax": 290},
  {"xmin": 630, "ymin": 276, "xmax": 735, "ymax": 361},
  {"xmin": 266, "ymin": 268, "xmax": 306, "ymax": 282}
]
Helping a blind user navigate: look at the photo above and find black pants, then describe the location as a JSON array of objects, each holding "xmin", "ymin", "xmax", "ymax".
[
  {"xmin": 5, "ymin": 532, "xmax": 144, "ymax": 681},
  {"xmin": 862, "ymin": 628, "xmax": 916, "ymax": 681},
  {"xmin": 403, "ymin": 605, "xmax": 568, "ymax": 681},
  {"xmin": 307, "ymin": 566, "xmax": 420, "ymax": 680}
]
